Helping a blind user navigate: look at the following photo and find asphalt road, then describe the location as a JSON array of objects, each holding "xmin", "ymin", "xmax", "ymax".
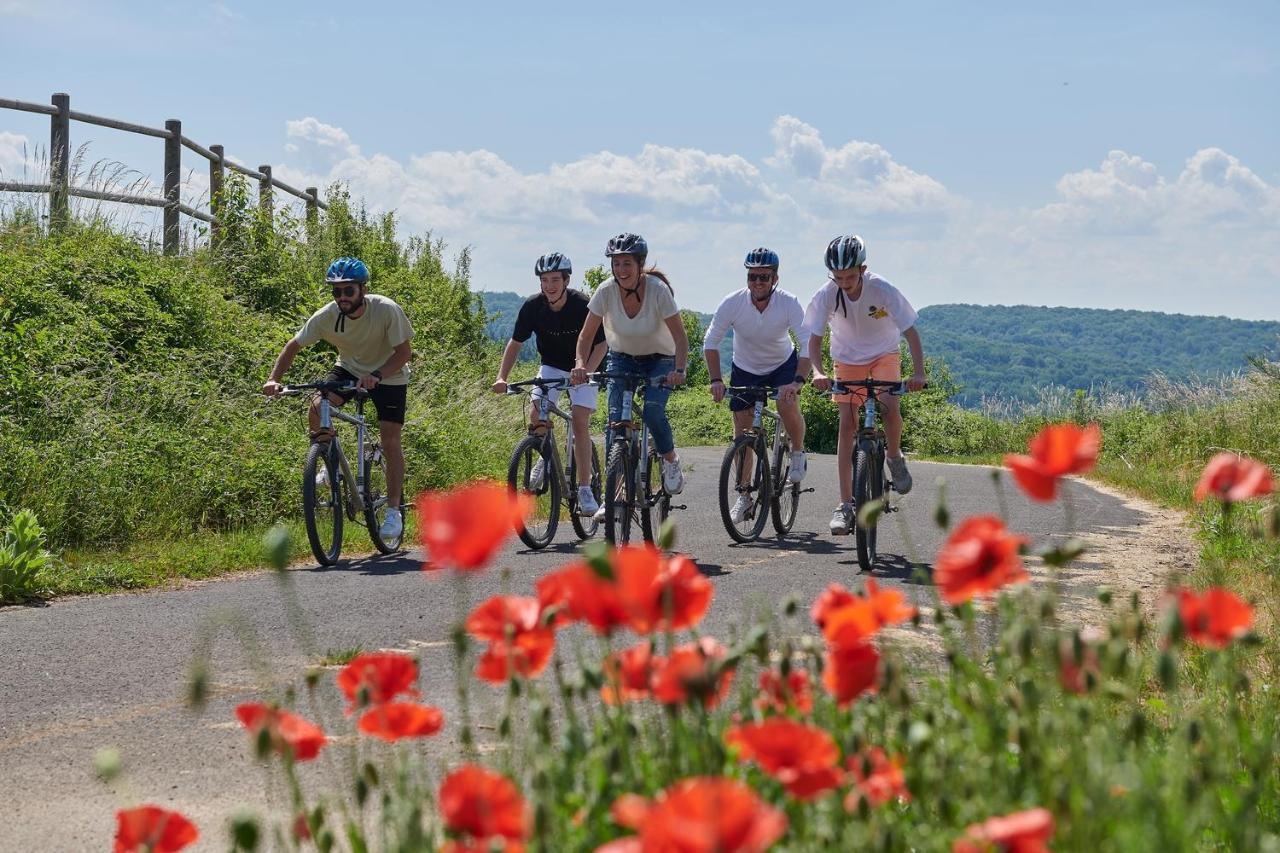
[{"xmin": 0, "ymin": 448, "xmax": 1155, "ymax": 851}]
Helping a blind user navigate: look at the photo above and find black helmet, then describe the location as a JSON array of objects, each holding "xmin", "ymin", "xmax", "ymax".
[{"xmin": 605, "ymin": 232, "xmax": 648, "ymax": 258}]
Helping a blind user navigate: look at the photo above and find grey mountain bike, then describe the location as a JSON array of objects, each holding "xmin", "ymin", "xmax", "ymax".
[
  {"xmin": 718, "ymin": 385, "xmax": 813, "ymax": 543},
  {"xmin": 279, "ymin": 380, "xmax": 404, "ymax": 566},
  {"xmin": 505, "ymin": 377, "xmax": 603, "ymax": 549}
]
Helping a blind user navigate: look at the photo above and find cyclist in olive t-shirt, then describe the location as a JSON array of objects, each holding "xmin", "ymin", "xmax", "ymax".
[{"xmin": 262, "ymin": 257, "xmax": 413, "ymax": 540}]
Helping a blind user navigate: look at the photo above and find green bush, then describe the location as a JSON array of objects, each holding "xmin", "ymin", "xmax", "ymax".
[{"xmin": 0, "ymin": 509, "xmax": 50, "ymax": 603}]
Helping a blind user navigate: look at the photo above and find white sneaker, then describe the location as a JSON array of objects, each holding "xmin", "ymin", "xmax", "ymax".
[
  {"xmin": 314, "ymin": 465, "xmax": 329, "ymax": 488},
  {"xmin": 528, "ymin": 458, "xmax": 547, "ymax": 491},
  {"xmin": 593, "ymin": 504, "xmax": 609, "ymax": 524},
  {"xmin": 578, "ymin": 487, "xmax": 600, "ymax": 516},
  {"xmin": 379, "ymin": 507, "xmax": 403, "ymax": 540},
  {"xmin": 730, "ymin": 494, "xmax": 752, "ymax": 524},
  {"xmin": 829, "ymin": 503, "xmax": 853, "ymax": 536},
  {"xmin": 788, "ymin": 451, "xmax": 807, "ymax": 484},
  {"xmin": 661, "ymin": 457, "xmax": 685, "ymax": 495}
]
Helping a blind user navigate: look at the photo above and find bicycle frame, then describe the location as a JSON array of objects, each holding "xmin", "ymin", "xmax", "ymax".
[
  {"xmin": 728, "ymin": 387, "xmax": 788, "ymax": 486},
  {"xmin": 311, "ymin": 390, "xmax": 386, "ymax": 515},
  {"xmin": 522, "ymin": 380, "xmax": 585, "ymax": 497},
  {"xmin": 596, "ymin": 371, "xmax": 671, "ymax": 512}
]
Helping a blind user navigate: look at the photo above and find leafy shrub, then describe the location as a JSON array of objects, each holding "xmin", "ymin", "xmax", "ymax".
[{"xmin": 0, "ymin": 509, "xmax": 50, "ymax": 602}]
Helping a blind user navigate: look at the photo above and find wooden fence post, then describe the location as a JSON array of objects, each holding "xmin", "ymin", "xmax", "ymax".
[
  {"xmin": 209, "ymin": 143, "xmax": 225, "ymax": 245},
  {"xmin": 258, "ymin": 165, "xmax": 273, "ymax": 222},
  {"xmin": 49, "ymin": 92, "xmax": 70, "ymax": 233},
  {"xmin": 305, "ymin": 186, "xmax": 319, "ymax": 239},
  {"xmin": 163, "ymin": 119, "xmax": 181, "ymax": 256}
]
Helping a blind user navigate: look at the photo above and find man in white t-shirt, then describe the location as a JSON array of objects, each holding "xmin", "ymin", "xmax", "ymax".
[
  {"xmin": 704, "ymin": 247, "xmax": 810, "ymax": 524},
  {"xmin": 805, "ymin": 236, "xmax": 926, "ymax": 537}
]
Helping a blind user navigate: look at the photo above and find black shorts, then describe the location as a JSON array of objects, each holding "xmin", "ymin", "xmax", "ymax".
[{"xmin": 323, "ymin": 367, "xmax": 408, "ymax": 425}]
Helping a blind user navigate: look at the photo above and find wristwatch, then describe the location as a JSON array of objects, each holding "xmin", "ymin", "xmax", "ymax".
[
  {"xmin": 674, "ymin": 368, "xmax": 686, "ymax": 375},
  {"xmin": 792, "ymin": 375, "xmax": 806, "ymax": 385},
  {"xmin": 371, "ymin": 369, "xmax": 383, "ymax": 379},
  {"xmin": 709, "ymin": 377, "xmax": 723, "ymax": 384}
]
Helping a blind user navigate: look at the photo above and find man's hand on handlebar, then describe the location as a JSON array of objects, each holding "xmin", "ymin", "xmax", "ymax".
[
  {"xmin": 906, "ymin": 372, "xmax": 927, "ymax": 393},
  {"xmin": 262, "ymin": 379, "xmax": 283, "ymax": 397},
  {"xmin": 570, "ymin": 365, "xmax": 589, "ymax": 386},
  {"xmin": 665, "ymin": 370, "xmax": 686, "ymax": 388},
  {"xmin": 491, "ymin": 378, "xmax": 508, "ymax": 395},
  {"xmin": 811, "ymin": 372, "xmax": 833, "ymax": 392},
  {"xmin": 357, "ymin": 373, "xmax": 381, "ymax": 391},
  {"xmin": 778, "ymin": 381, "xmax": 801, "ymax": 405}
]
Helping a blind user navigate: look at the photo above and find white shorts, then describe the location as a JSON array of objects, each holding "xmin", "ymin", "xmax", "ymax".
[{"xmin": 531, "ymin": 364, "xmax": 599, "ymax": 412}]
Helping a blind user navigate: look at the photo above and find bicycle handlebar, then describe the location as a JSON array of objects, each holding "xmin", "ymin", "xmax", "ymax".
[
  {"xmin": 590, "ymin": 371, "xmax": 686, "ymax": 389},
  {"xmin": 822, "ymin": 378, "xmax": 914, "ymax": 396},
  {"xmin": 278, "ymin": 380, "xmax": 363, "ymax": 396},
  {"xmin": 504, "ymin": 376, "xmax": 588, "ymax": 394}
]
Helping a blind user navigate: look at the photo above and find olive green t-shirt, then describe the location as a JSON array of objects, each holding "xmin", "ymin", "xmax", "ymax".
[{"xmin": 293, "ymin": 294, "xmax": 413, "ymax": 384}]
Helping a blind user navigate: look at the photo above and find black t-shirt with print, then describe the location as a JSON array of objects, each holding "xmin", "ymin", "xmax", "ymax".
[{"xmin": 511, "ymin": 289, "xmax": 605, "ymax": 371}]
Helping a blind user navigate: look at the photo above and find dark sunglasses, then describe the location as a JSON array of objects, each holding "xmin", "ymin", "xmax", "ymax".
[
  {"xmin": 331, "ymin": 284, "xmax": 359, "ymax": 298},
  {"xmin": 746, "ymin": 273, "xmax": 773, "ymax": 283}
]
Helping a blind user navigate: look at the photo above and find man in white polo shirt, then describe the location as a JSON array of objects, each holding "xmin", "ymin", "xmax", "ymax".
[{"xmin": 704, "ymin": 247, "xmax": 810, "ymax": 524}]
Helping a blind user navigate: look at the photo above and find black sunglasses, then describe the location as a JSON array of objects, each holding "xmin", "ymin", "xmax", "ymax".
[
  {"xmin": 747, "ymin": 273, "xmax": 773, "ymax": 283},
  {"xmin": 331, "ymin": 284, "xmax": 359, "ymax": 298}
]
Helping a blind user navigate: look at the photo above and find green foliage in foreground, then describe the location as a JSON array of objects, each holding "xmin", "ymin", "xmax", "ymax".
[{"xmin": 0, "ymin": 509, "xmax": 50, "ymax": 603}]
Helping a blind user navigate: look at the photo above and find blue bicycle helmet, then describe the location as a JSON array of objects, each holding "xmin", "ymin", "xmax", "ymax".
[
  {"xmin": 824, "ymin": 235, "xmax": 866, "ymax": 271},
  {"xmin": 534, "ymin": 252, "xmax": 572, "ymax": 275},
  {"xmin": 605, "ymin": 233, "xmax": 648, "ymax": 258},
  {"xmin": 325, "ymin": 256, "xmax": 370, "ymax": 284},
  {"xmin": 744, "ymin": 247, "xmax": 780, "ymax": 270}
]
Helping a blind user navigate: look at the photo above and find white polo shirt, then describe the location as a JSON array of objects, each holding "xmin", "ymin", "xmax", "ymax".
[
  {"xmin": 703, "ymin": 287, "xmax": 806, "ymax": 375},
  {"xmin": 802, "ymin": 272, "xmax": 917, "ymax": 365}
]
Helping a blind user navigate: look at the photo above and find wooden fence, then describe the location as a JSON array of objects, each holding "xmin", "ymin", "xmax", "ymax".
[{"xmin": 0, "ymin": 91, "xmax": 327, "ymax": 255}]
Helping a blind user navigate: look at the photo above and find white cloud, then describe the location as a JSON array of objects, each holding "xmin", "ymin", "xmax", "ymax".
[{"xmin": 0, "ymin": 132, "xmax": 34, "ymax": 177}]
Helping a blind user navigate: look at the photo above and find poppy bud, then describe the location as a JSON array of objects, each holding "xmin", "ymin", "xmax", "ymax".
[
  {"xmin": 584, "ymin": 540, "xmax": 614, "ymax": 580},
  {"xmin": 1097, "ymin": 586, "xmax": 1113, "ymax": 606},
  {"xmin": 857, "ymin": 498, "xmax": 885, "ymax": 530},
  {"xmin": 264, "ymin": 523, "xmax": 290, "ymax": 572},
  {"xmin": 305, "ymin": 667, "xmax": 321, "ymax": 690},
  {"xmin": 355, "ymin": 775, "xmax": 369, "ymax": 806},
  {"xmin": 188, "ymin": 663, "xmax": 209, "ymax": 709},
  {"xmin": 657, "ymin": 517, "xmax": 678, "ymax": 550},
  {"xmin": 499, "ymin": 715, "xmax": 511, "ymax": 738},
  {"xmin": 254, "ymin": 726, "xmax": 272, "ymax": 760},
  {"xmin": 783, "ymin": 596, "xmax": 799, "ymax": 618},
  {"xmin": 93, "ymin": 747, "xmax": 122, "ymax": 782},
  {"xmin": 363, "ymin": 762, "xmax": 380, "ymax": 787},
  {"xmin": 460, "ymin": 725, "xmax": 473, "ymax": 748},
  {"xmin": 231, "ymin": 812, "xmax": 261, "ymax": 850},
  {"xmin": 1158, "ymin": 650, "xmax": 1178, "ymax": 691},
  {"xmin": 1188, "ymin": 719, "xmax": 1202, "ymax": 744}
]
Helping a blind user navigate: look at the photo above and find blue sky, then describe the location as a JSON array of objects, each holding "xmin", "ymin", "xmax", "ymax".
[{"xmin": 2, "ymin": 0, "xmax": 1278, "ymax": 317}]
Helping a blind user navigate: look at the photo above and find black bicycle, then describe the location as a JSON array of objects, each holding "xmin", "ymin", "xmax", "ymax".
[
  {"xmin": 594, "ymin": 371, "xmax": 686, "ymax": 545},
  {"xmin": 278, "ymin": 380, "xmax": 404, "ymax": 566},
  {"xmin": 504, "ymin": 377, "xmax": 603, "ymax": 549},
  {"xmin": 718, "ymin": 385, "xmax": 812, "ymax": 543}
]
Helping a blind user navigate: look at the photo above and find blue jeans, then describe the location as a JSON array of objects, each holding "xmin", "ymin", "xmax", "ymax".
[{"xmin": 605, "ymin": 352, "xmax": 676, "ymax": 456}]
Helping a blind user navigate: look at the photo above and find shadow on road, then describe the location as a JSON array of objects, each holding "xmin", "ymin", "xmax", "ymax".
[
  {"xmin": 732, "ymin": 532, "xmax": 843, "ymax": 555},
  {"xmin": 309, "ymin": 551, "xmax": 421, "ymax": 577},
  {"xmin": 870, "ymin": 554, "xmax": 933, "ymax": 585}
]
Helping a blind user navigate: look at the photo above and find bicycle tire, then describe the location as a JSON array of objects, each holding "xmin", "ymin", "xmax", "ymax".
[
  {"xmin": 509, "ymin": 434, "xmax": 559, "ymax": 550},
  {"xmin": 718, "ymin": 435, "xmax": 770, "ymax": 543},
  {"xmin": 363, "ymin": 443, "xmax": 403, "ymax": 554},
  {"xmin": 604, "ymin": 441, "xmax": 635, "ymax": 545},
  {"xmin": 570, "ymin": 443, "xmax": 604, "ymax": 540},
  {"xmin": 854, "ymin": 446, "xmax": 884, "ymax": 572},
  {"xmin": 770, "ymin": 437, "xmax": 800, "ymax": 536},
  {"xmin": 641, "ymin": 448, "xmax": 672, "ymax": 544},
  {"xmin": 303, "ymin": 441, "xmax": 344, "ymax": 566}
]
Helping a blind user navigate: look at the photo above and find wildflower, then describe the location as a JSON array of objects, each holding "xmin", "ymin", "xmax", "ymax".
[
  {"xmin": 652, "ymin": 637, "xmax": 734, "ymax": 708},
  {"xmin": 466, "ymin": 595, "xmax": 557, "ymax": 682},
  {"xmin": 234, "ymin": 703, "xmax": 327, "ymax": 761},
  {"xmin": 418, "ymin": 481, "xmax": 531, "ymax": 571},
  {"xmin": 1193, "ymin": 452, "xmax": 1274, "ymax": 504},
  {"xmin": 438, "ymin": 765, "xmax": 530, "ymax": 847},
  {"xmin": 602, "ymin": 642, "xmax": 656, "ymax": 704},
  {"xmin": 601, "ymin": 777, "xmax": 787, "ymax": 853},
  {"xmin": 822, "ymin": 642, "xmax": 879, "ymax": 708},
  {"xmin": 1004, "ymin": 422, "xmax": 1101, "ymax": 501},
  {"xmin": 1164, "ymin": 587, "xmax": 1254, "ymax": 649},
  {"xmin": 476, "ymin": 633, "xmax": 556, "ymax": 683},
  {"xmin": 810, "ymin": 582, "xmax": 856, "ymax": 630},
  {"xmin": 724, "ymin": 718, "xmax": 844, "ymax": 800},
  {"xmin": 357, "ymin": 701, "xmax": 444, "ymax": 741},
  {"xmin": 953, "ymin": 807, "xmax": 1055, "ymax": 853},
  {"xmin": 114, "ymin": 806, "xmax": 198, "ymax": 853},
  {"xmin": 537, "ymin": 562, "xmax": 630, "ymax": 635},
  {"xmin": 292, "ymin": 812, "xmax": 311, "ymax": 841},
  {"xmin": 845, "ymin": 747, "xmax": 910, "ymax": 809},
  {"xmin": 933, "ymin": 516, "xmax": 1029, "ymax": 604},
  {"xmin": 756, "ymin": 668, "xmax": 813, "ymax": 715},
  {"xmin": 861, "ymin": 578, "xmax": 917, "ymax": 628},
  {"xmin": 336, "ymin": 651, "xmax": 419, "ymax": 712},
  {"xmin": 1057, "ymin": 629, "xmax": 1104, "ymax": 695}
]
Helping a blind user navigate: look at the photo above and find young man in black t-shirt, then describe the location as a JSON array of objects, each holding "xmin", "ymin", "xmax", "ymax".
[{"xmin": 493, "ymin": 253, "xmax": 608, "ymax": 515}]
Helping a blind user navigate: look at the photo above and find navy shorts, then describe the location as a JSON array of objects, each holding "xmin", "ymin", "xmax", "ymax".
[{"xmin": 728, "ymin": 350, "xmax": 799, "ymax": 412}]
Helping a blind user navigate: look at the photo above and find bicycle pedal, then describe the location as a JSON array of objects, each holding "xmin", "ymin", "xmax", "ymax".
[
  {"xmin": 800, "ymin": 488, "xmax": 816, "ymax": 494},
  {"xmin": 671, "ymin": 504, "xmax": 688, "ymax": 511}
]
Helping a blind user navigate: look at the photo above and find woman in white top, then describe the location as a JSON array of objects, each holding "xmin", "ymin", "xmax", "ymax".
[{"xmin": 570, "ymin": 233, "xmax": 690, "ymax": 497}]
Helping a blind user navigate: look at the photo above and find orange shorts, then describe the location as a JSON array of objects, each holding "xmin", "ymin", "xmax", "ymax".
[{"xmin": 833, "ymin": 352, "xmax": 901, "ymax": 405}]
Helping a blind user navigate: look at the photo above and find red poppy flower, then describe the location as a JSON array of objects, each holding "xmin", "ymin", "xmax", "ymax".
[
  {"xmin": 466, "ymin": 595, "xmax": 544, "ymax": 641},
  {"xmin": 614, "ymin": 548, "xmax": 714, "ymax": 634},
  {"xmin": 810, "ymin": 583, "xmax": 856, "ymax": 630},
  {"xmin": 845, "ymin": 747, "xmax": 910, "ymax": 809},
  {"xmin": 602, "ymin": 642, "xmax": 656, "ymax": 704},
  {"xmin": 822, "ymin": 642, "xmax": 879, "ymax": 708},
  {"xmin": 1164, "ymin": 586, "xmax": 1254, "ymax": 649},
  {"xmin": 933, "ymin": 516, "xmax": 1030, "ymax": 604},
  {"xmin": 861, "ymin": 579, "xmax": 916, "ymax": 628},
  {"xmin": 953, "ymin": 807, "xmax": 1055, "ymax": 853},
  {"xmin": 357, "ymin": 701, "xmax": 444, "ymax": 741},
  {"xmin": 756, "ymin": 668, "xmax": 813, "ymax": 715},
  {"xmin": 438, "ymin": 764, "xmax": 530, "ymax": 844},
  {"xmin": 114, "ymin": 806, "xmax": 199, "ymax": 853},
  {"xmin": 441, "ymin": 841, "xmax": 526, "ymax": 853},
  {"xmin": 537, "ymin": 563, "xmax": 631, "ymax": 635},
  {"xmin": 1004, "ymin": 422, "xmax": 1101, "ymax": 502},
  {"xmin": 418, "ymin": 480, "xmax": 531, "ymax": 571},
  {"xmin": 336, "ymin": 651, "xmax": 419, "ymax": 711},
  {"xmin": 1057, "ymin": 629, "xmax": 1104, "ymax": 695},
  {"xmin": 533, "ymin": 567, "xmax": 579, "ymax": 629},
  {"xmin": 651, "ymin": 637, "xmax": 734, "ymax": 708},
  {"xmin": 603, "ymin": 777, "xmax": 788, "ymax": 853},
  {"xmin": 292, "ymin": 811, "xmax": 311, "ymax": 841},
  {"xmin": 821, "ymin": 598, "xmax": 879, "ymax": 649},
  {"xmin": 476, "ymin": 632, "xmax": 556, "ymax": 682},
  {"xmin": 1193, "ymin": 452, "xmax": 1274, "ymax": 504},
  {"xmin": 725, "ymin": 718, "xmax": 844, "ymax": 800},
  {"xmin": 235, "ymin": 702, "xmax": 327, "ymax": 761}
]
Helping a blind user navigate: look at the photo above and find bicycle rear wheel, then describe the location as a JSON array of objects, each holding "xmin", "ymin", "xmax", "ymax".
[
  {"xmin": 570, "ymin": 443, "xmax": 604, "ymax": 540},
  {"xmin": 718, "ymin": 435, "xmax": 769, "ymax": 543},
  {"xmin": 641, "ymin": 448, "xmax": 672, "ymax": 544},
  {"xmin": 854, "ymin": 446, "xmax": 884, "ymax": 571},
  {"xmin": 303, "ymin": 441, "xmax": 344, "ymax": 566},
  {"xmin": 604, "ymin": 441, "xmax": 635, "ymax": 545},
  {"xmin": 363, "ymin": 443, "xmax": 403, "ymax": 554},
  {"xmin": 509, "ymin": 434, "xmax": 559, "ymax": 550},
  {"xmin": 770, "ymin": 438, "xmax": 800, "ymax": 536}
]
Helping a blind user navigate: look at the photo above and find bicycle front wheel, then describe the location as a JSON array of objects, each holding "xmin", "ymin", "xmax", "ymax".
[
  {"xmin": 770, "ymin": 438, "xmax": 800, "ymax": 536},
  {"xmin": 303, "ymin": 441, "xmax": 344, "ymax": 566},
  {"xmin": 641, "ymin": 449, "xmax": 671, "ymax": 544},
  {"xmin": 719, "ymin": 435, "xmax": 769, "ymax": 543},
  {"xmin": 363, "ymin": 443, "xmax": 403, "ymax": 554},
  {"xmin": 509, "ymin": 435, "xmax": 559, "ymax": 550},
  {"xmin": 604, "ymin": 441, "xmax": 635, "ymax": 545},
  {"xmin": 854, "ymin": 446, "xmax": 884, "ymax": 571},
  {"xmin": 570, "ymin": 443, "xmax": 603, "ymax": 541}
]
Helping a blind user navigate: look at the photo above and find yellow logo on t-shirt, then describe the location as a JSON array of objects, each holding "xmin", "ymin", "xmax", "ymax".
[{"xmin": 867, "ymin": 305, "xmax": 888, "ymax": 319}]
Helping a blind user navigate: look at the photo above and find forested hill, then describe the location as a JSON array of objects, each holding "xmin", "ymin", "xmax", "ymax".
[{"xmin": 477, "ymin": 292, "xmax": 1280, "ymax": 407}]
